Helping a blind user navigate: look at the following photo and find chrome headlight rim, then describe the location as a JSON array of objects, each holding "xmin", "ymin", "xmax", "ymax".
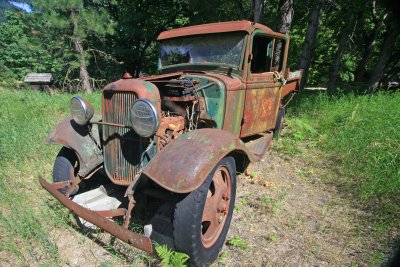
[
  {"xmin": 70, "ymin": 96, "xmax": 94, "ymax": 126},
  {"xmin": 130, "ymin": 98, "xmax": 159, "ymax": 138}
]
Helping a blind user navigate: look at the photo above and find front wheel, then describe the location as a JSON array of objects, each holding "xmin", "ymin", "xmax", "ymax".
[
  {"xmin": 173, "ymin": 157, "xmax": 236, "ymax": 266},
  {"xmin": 52, "ymin": 147, "xmax": 79, "ymax": 195}
]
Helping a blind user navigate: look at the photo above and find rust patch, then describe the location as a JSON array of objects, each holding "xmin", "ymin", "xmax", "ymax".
[
  {"xmin": 142, "ymin": 129, "xmax": 254, "ymax": 193},
  {"xmin": 45, "ymin": 117, "xmax": 103, "ymax": 177},
  {"xmin": 157, "ymin": 20, "xmax": 285, "ymax": 40},
  {"xmin": 241, "ymin": 75, "xmax": 282, "ymax": 137}
]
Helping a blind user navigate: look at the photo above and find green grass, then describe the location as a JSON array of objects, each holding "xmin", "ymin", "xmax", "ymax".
[
  {"xmin": 0, "ymin": 88, "xmax": 101, "ymax": 264},
  {"xmin": 274, "ymin": 90, "xmax": 400, "ymax": 264},
  {"xmin": 226, "ymin": 235, "xmax": 249, "ymax": 249},
  {"xmin": 285, "ymin": 91, "xmax": 400, "ymax": 202}
]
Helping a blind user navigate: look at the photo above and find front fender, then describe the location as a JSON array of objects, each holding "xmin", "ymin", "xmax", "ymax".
[
  {"xmin": 142, "ymin": 129, "xmax": 254, "ymax": 193},
  {"xmin": 46, "ymin": 116, "xmax": 103, "ymax": 177}
]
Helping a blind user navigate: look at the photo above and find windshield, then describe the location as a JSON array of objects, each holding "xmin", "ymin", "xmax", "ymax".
[{"xmin": 159, "ymin": 32, "xmax": 246, "ymax": 69}]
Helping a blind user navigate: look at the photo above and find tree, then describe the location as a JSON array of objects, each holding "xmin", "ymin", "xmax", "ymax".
[
  {"xmin": 368, "ymin": 16, "xmax": 399, "ymax": 89},
  {"xmin": 252, "ymin": 0, "xmax": 265, "ymax": 23},
  {"xmin": 0, "ymin": 11, "xmax": 67, "ymax": 86},
  {"xmin": 297, "ymin": 4, "xmax": 322, "ymax": 90},
  {"xmin": 0, "ymin": 0, "xmax": 18, "ymax": 22},
  {"xmin": 327, "ymin": 10, "xmax": 358, "ymax": 94},
  {"xmin": 354, "ymin": 1, "xmax": 388, "ymax": 82},
  {"xmin": 32, "ymin": 0, "xmax": 115, "ymax": 92},
  {"xmin": 98, "ymin": 0, "xmax": 193, "ymax": 76},
  {"xmin": 273, "ymin": 0, "xmax": 294, "ymax": 67}
]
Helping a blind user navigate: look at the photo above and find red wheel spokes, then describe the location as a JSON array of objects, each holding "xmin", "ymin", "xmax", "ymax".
[{"xmin": 201, "ymin": 166, "xmax": 231, "ymax": 248}]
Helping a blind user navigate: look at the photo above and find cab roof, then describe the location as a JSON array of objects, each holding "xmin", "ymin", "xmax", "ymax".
[{"xmin": 157, "ymin": 20, "xmax": 285, "ymax": 41}]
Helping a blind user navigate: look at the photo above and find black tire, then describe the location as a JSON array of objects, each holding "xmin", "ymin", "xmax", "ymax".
[
  {"xmin": 173, "ymin": 157, "xmax": 236, "ymax": 267},
  {"xmin": 273, "ymin": 106, "xmax": 286, "ymax": 138},
  {"xmin": 52, "ymin": 147, "xmax": 79, "ymax": 195}
]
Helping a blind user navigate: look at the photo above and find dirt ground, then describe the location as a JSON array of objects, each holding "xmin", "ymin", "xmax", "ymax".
[{"xmin": 49, "ymin": 146, "xmax": 390, "ymax": 267}]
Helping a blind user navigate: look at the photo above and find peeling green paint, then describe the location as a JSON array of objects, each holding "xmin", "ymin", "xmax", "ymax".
[
  {"xmin": 229, "ymin": 141, "xmax": 235, "ymax": 150},
  {"xmin": 184, "ymin": 75, "xmax": 225, "ymax": 129},
  {"xmin": 142, "ymin": 81, "xmax": 156, "ymax": 93},
  {"xmin": 175, "ymin": 179, "xmax": 186, "ymax": 190}
]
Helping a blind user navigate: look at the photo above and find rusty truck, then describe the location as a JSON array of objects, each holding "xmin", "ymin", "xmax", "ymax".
[{"xmin": 40, "ymin": 20, "xmax": 302, "ymax": 266}]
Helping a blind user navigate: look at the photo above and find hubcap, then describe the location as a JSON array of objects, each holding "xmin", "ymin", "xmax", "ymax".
[{"xmin": 201, "ymin": 165, "xmax": 231, "ymax": 248}]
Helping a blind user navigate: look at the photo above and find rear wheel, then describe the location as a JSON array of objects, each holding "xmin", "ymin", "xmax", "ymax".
[
  {"xmin": 173, "ymin": 157, "xmax": 236, "ymax": 266},
  {"xmin": 52, "ymin": 147, "xmax": 79, "ymax": 195},
  {"xmin": 274, "ymin": 106, "xmax": 286, "ymax": 138}
]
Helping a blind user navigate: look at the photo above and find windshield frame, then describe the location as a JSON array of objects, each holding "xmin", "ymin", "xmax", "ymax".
[{"xmin": 158, "ymin": 31, "xmax": 248, "ymax": 72}]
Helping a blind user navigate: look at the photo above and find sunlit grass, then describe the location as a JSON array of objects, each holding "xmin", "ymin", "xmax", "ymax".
[
  {"xmin": 285, "ymin": 91, "xmax": 400, "ymax": 202},
  {"xmin": 0, "ymin": 88, "xmax": 101, "ymax": 264}
]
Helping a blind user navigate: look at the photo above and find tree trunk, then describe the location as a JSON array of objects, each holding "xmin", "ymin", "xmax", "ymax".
[
  {"xmin": 355, "ymin": 13, "xmax": 388, "ymax": 82},
  {"xmin": 273, "ymin": 0, "xmax": 294, "ymax": 67},
  {"xmin": 381, "ymin": 58, "xmax": 400, "ymax": 86},
  {"xmin": 71, "ymin": 11, "xmax": 93, "ymax": 93},
  {"xmin": 252, "ymin": 0, "xmax": 265, "ymax": 23},
  {"xmin": 368, "ymin": 21, "xmax": 399, "ymax": 90},
  {"xmin": 326, "ymin": 14, "xmax": 357, "ymax": 95},
  {"xmin": 297, "ymin": 5, "xmax": 321, "ymax": 90},
  {"xmin": 235, "ymin": 0, "xmax": 246, "ymax": 20}
]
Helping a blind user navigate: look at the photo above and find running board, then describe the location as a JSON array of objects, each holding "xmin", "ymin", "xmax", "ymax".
[{"xmin": 244, "ymin": 132, "xmax": 274, "ymax": 160}]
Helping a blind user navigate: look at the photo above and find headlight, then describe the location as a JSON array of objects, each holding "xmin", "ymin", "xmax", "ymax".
[
  {"xmin": 70, "ymin": 96, "xmax": 94, "ymax": 125},
  {"xmin": 130, "ymin": 98, "xmax": 159, "ymax": 137}
]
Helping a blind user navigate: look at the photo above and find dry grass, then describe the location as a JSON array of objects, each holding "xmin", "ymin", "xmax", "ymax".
[{"xmin": 213, "ymin": 142, "xmax": 394, "ymax": 266}]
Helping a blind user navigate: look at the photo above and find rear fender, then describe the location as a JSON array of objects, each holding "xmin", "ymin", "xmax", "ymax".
[
  {"xmin": 142, "ymin": 129, "xmax": 254, "ymax": 193},
  {"xmin": 45, "ymin": 116, "xmax": 103, "ymax": 177}
]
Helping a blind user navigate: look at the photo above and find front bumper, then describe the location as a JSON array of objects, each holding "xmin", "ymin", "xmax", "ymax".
[{"xmin": 39, "ymin": 176, "xmax": 153, "ymax": 253}]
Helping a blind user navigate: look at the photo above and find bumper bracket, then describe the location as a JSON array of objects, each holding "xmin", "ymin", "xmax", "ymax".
[{"xmin": 39, "ymin": 176, "xmax": 153, "ymax": 253}]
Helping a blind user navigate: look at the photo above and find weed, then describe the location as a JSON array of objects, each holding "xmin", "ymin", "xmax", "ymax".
[
  {"xmin": 268, "ymin": 234, "xmax": 278, "ymax": 242},
  {"xmin": 235, "ymin": 197, "xmax": 249, "ymax": 212},
  {"xmin": 227, "ymin": 235, "xmax": 249, "ymax": 249},
  {"xmin": 155, "ymin": 244, "xmax": 189, "ymax": 267},
  {"xmin": 261, "ymin": 195, "xmax": 273, "ymax": 206},
  {"xmin": 218, "ymin": 250, "xmax": 228, "ymax": 262}
]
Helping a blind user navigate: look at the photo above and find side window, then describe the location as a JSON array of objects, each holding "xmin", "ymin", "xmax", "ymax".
[
  {"xmin": 251, "ymin": 35, "xmax": 285, "ymax": 73},
  {"xmin": 271, "ymin": 39, "xmax": 286, "ymax": 72}
]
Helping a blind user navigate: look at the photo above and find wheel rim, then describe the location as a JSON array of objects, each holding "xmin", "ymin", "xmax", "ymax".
[{"xmin": 201, "ymin": 165, "xmax": 231, "ymax": 248}]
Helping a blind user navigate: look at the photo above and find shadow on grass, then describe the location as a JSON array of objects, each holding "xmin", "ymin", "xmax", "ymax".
[{"xmin": 385, "ymin": 233, "xmax": 400, "ymax": 267}]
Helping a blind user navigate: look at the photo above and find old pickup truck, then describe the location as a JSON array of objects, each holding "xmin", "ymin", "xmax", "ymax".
[{"xmin": 40, "ymin": 20, "xmax": 302, "ymax": 266}]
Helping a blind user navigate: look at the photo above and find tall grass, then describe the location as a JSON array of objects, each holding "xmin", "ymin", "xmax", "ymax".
[
  {"xmin": 286, "ymin": 91, "xmax": 400, "ymax": 202},
  {"xmin": 0, "ymin": 88, "xmax": 101, "ymax": 264}
]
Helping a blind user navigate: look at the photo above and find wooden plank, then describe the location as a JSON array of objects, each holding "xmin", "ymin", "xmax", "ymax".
[{"xmin": 24, "ymin": 73, "xmax": 53, "ymax": 83}]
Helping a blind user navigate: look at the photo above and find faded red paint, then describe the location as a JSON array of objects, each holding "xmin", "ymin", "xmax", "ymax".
[
  {"xmin": 241, "ymin": 73, "xmax": 282, "ymax": 137},
  {"xmin": 157, "ymin": 20, "xmax": 285, "ymax": 40}
]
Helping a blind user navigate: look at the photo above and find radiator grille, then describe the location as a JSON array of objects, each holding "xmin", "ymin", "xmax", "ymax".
[{"xmin": 103, "ymin": 91, "xmax": 149, "ymax": 184}]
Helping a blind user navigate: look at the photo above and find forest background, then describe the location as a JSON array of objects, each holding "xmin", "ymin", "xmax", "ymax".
[{"xmin": 0, "ymin": 0, "xmax": 399, "ymax": 94}]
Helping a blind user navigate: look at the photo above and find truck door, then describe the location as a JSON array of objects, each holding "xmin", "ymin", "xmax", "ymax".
[{"xmin": 240, "ymin": 33, "xmax": 288, "ymax": 138}]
